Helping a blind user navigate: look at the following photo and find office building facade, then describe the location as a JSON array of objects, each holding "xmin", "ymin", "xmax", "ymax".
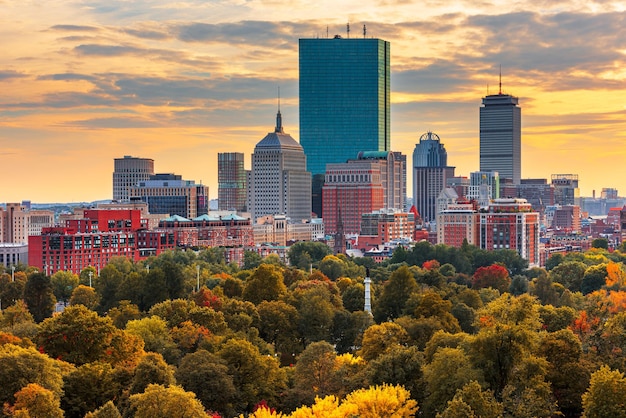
[
  {"xmin": 299, "ymin": 36, "xmax": 390, "ymax": 176},
  {"xmin": 113, "ymin": 156, "xmax": 155, "ymax": 201},
  {"xmin": 129, "ymin": 174, "xmax": 209, "ymax": 219},
  {"xmin": 248, "ymin": 112, "xmax": 311, "ymax": 223},
  {"xmin": 468, "ymin": 171, "xmax": 500, "ymax": 206},
  {"xmin": 479, "ymin": 93, "xmax": 521, "ymax": 184},
  {"xmin": 412, "ymin": 132, "xmax": 455, "ymax": 223},
  {"xmin": 218, "ymin": 152, "xmax": 247, "ymax": 212},
  {"xmin": 552, "ymin": 174, "xmax": 580, "ymax": 206}
]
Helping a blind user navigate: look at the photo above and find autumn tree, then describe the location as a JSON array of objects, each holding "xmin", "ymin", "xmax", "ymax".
[
  {"xmin": 84, "ymin": 401, "xmax": 122, "ymax": 418},
  {"xmin": 60, "ymin": 362, "xmax": 122, "ymax": 418},
  {"xmin": 549, "ymin": 260, "xmax": 587, "ymax": 292},
  {"xmin": 582, "ymin": 366, "xmax": 626, "ymax": 418},
  {"xmin": 287, "ymin": 241, "xmax": 332, "ymax": 270},
  {"xmin": 10, "ymin": 383, "xmax": 64, "ymax": 418},
  {"xmin": 358, "ymin": 322, "xmax": 409, "ymax": 361},
  {"xmin": 581, "ymin": 263, "xmax": 608, "ymax": 295},
  {"xmin": 125, "ymin": 316, "xmax": 180, "ymax": 364},
  {"xmin": 129, "ymin": 384, "xmax": 209, "ymax": 418},
  {"xmin": 0, "ymin": 344, "xmax": 70, "ymax": 407},
  {"xmin": 472, "ymin": 264, "xmax": 511, "ymax": 293},
  {"xmin": 242, "ymin": 264, "xmax": 287, "ymax": 304},
  {"xmin": 37, "ymin": 304, "xmax": 144, "ymax": 366},
  {"xmin": 69, "ymin": 284, "xmax": 99, "ymax": 310},
  {"xmin": 256, "ymin": 300, "xmax": 302, "ymax": 365}
]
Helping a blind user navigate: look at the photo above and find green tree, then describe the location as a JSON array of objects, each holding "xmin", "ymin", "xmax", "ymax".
[
  {"xmin": 256, "ymin": 300, "xmax": 301, "ymax": 365},
  {"xmin": 591, "ymin": 237, "xmax": 609, "ymax": 249},
  {"xmin": 108, "ymin": 300, "xmax": 142, "ymax": 329},
  {"xmin": 242, "ymin": 264, "xmax": 286, "ymax": 305},
  {"xmin": 0, "ymin": 300, "xmax": 37, "ymax": 338},
  {"xmin": 581, "ymin": 264, "xmax": 608, "ymax": 295},
  {"xmin": 175, "ymin": 350, "xmax": 236, "ymax": 416},
  {"xmin": 423, "ymin": 347, "xmax": 484, "ymax": 416},
  {"xmin": 366, "ymin": 345, "xmax": 426, "ymax": 408},
  {"xmin": 129, "ymin": 384, "xmax": 209, "ymax": 418},
  {"xmin": 582, "ymin": 365, "xmax": 626, "ymax": 418},
  {"xmin": 549, "ymin": 260, "xmax": 587, "ymax": 292},
  {"xmin": 373, "ymin": 265, "xmax": 418, "ymax": 322},
  {"xmin": 125, "ymin": 316, "xmax": 180, "ymax": 364},
  {"xmin": 23, "ymin": 272, "xmax": 56, "ymax": 323},
  {"xmin": 287, "ymin": 241, "xmax": 332, "ymax": 270},
  {"xmin": 10, "ymin": 383, "xmax": 64, "ymax": 418},
  {"xmin": 84, "ymin": 401, "xmax": 122, "ymax": 418},
  {"xmin": 242, "ymin": 250, "xmax": 263, "ymax": 270},
  {"xmin": 438, "ymin": 381, "xmax": 503, "ymax": 418},
  {"xmin": 50, "ymin": 270, "xmax": 79, "ymax": 304},
  {"xmin": 130, "ymin": 352, "xmax": 176, "ymax": 395},
  {"xmin": 318, "ymin": 255, "xmax": 347, "ymax": 280},
  {"xmin": 293, "ymin": 341, "xmax": 339, "ymax": 404},
  {"xmin": 218, "ymin": 338, "xmax": 285, "ymax": 413},
  {"xmin": 60, "ymin": 362, "xmax": 121, "ymax": 418},
  {"xmin": 468, "ymin": 294, "xmax": 541, "ymax": 398}
]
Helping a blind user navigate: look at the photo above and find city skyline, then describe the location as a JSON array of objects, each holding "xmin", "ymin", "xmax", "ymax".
[{"xmin": 2, "ymin": 1, "xmax": 626, "ymax": 202}]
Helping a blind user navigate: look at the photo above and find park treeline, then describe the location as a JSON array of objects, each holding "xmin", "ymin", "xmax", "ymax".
[{"xmin": 2, "ymin": 239, "xmax": 626, "ymax": 417}]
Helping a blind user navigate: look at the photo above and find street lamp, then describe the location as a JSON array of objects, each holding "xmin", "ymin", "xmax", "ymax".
[
  {"xmin": 11, "ymin": 265, "xmax": 14, "ymax": 282},
  {"xmin": 88, "ymin": 271, "xmax": 93, "ymax": 288}
]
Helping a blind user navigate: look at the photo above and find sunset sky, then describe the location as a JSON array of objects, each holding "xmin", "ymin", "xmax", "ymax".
[{"xmin": 1, "ymin": 0, "xmax": 626, "ymax": 203}]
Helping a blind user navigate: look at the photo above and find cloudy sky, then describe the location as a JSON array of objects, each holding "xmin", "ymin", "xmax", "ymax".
[{"xmin": 1, "ymin": 0, "xmax": 626, "ymax": 203}]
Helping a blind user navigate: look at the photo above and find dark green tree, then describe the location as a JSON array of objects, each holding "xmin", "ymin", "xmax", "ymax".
[
  {"xmin": 23, "ymin": 272, "xmax": 56, "ymax": 322},
  {"xmin": 373, "ymin": 265, "xmax": 418, "ymax": 322},
  {"xmin": 175, "ymin": 350, "xmax": 236, "ymax": 416}
]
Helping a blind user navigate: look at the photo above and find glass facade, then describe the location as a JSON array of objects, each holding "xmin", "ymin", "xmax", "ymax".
[
  {"xmin": 479, "ymin": 94, "xmax": 521, "ymax": 184},
  {"xmin": 299, "ymin": 37, "xmax": 390, "ymax": 176}
]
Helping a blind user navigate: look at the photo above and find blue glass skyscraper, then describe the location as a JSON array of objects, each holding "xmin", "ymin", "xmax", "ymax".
[{"xmin": 299, "ymin": 36, "xmax": 390, "ymax": 176}]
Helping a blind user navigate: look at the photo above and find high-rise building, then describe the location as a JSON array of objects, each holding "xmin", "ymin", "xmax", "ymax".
[
  {"xmin": 551, "ymin": 174, "xmax": 580, "ymax": 206},
  {"xmin": 412, "ymin": 132, "xmax": 455, "ymax": 223},
  {"xmin": 218, "ymin": 152, "xmax": 247, "ymax": 212},
  {"xmin": 299, "ymin": 36, "xmax": 390, "ymax": 176},
  {"xmin": 113, "ymin": 156, "xmax": 155, "ymax": 201},
  {"xmin": 479, "ymin": 92, "xmax": 521, "ymax": 184},
  {"xmin": 468, "ymin": 171, "xmax": 500, "ymax": 206},
  {"xmin": 129, "ymin": 174, "xmax": 208, "ymax": 219},
  {"xmin": 248, "ymin": 111, "xmax": 311, "ymax": 223},
  {"xmin": 323, "ymin": 151, "xmax": 405, "ymax": 235}
]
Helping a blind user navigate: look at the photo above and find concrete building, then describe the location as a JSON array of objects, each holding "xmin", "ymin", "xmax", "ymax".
[
  {"xmin": 412, "ymin": 132, "xmax": 455, "ymax": 223},
  {"xmin": 0, "ymin": 243, "xmax": 28, "ymax": 269},
  {"xmin": 552, "ymin": 174, "xmax": 580, "ymax": 206},
  {"xmin": 437, "ymin": 200, "xmax": 480, "ymax": 248},
  {"xmin": 158, "ymin": 213, "xmax": 254, "ymax": 248},
  {"xmin": 479, "ymin": 92, "xmax": 521, "ymax": 184},
  {"xmin": 129, "ymin": 173, "xmax": 209, "ymax": 219},
  {"xmin": 113, "ymin": 156, "xmax": 154, "ymax": 201},
  {"xmin": 0, "ymin": 203, "xmax": 54, "ymax": 244},
  {"xmin": 359, "ymin": 209, "xmax": 415, "ymax": 247},
  {"xmin": 322, "ymin": 154, "xmax": 395, "ymax": 235},
  {"xmin": 479, "ymin": 198, "xmax": 540, "ymax": 266},
  {"xmin": 218, "ymin": 152, "xmax": 247, "ymax": 212},
  {"xmin": 299, "ymin": 35, "xmax": 390, "ymax": 176},
  {"xmin": 468, "ymin": 171, "xmax": 500, "ymax": 206},
  {"xmin": 248, "ymin": 112, "xmax": 311, "ymax": 223},
  {"xmin": 253, "ymin": 215, "xmax": 324, "ymax": 246},
  {"xmin": 516, "ymin": 179, "xmax": 554, "ymax": 213}
]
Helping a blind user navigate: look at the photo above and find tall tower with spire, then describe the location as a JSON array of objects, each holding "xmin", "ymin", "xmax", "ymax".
[
  {"xmin": 479, "ymin": 73, "xmax": 521, "ymax": 184},
  {"xmin": 248, "ymin": 111, "xmax": 312, "ymax": 223}
]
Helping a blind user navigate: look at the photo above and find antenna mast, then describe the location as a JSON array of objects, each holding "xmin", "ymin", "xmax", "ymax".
[
  {"xmin": 499, "ymin": 64, "xmax": 502, "ymax": 95},
  {"xmin": 363, "ymin": 24, "xmax": 366, "ymax": 37},
  {"xmin": 347, "ymin": 22, "xmax": 350, "ymax": 38}
]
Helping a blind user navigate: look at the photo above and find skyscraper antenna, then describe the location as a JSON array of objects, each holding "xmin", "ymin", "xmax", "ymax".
[
  {"xmin": 277, "ymin": 86, "xmax": 280, "ymax": 112},
  {"xmin": 363, "ymin": 24, "xmax": 366, "ymax": 38},
  {"xmin": 499, "ymin": 65, "xmax": 502, "ymax": 95},
  {"xmin": 347, "ymin": 22, "xmax": 350, "ymax": 38},
  {"xmin": 326, "ymin": 25, "xmax": 328, "ymax": 38}
]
